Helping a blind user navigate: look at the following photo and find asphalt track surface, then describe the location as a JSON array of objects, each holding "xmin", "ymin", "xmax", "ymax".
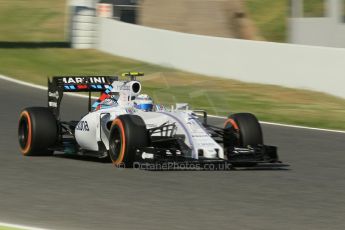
[{"xmin": 1, "ymin": 78, "xmax": 345, "ymax": 230}]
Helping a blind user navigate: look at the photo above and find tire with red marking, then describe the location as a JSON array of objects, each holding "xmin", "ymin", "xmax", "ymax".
[
  {"xmin": 109, "ymin": 115, "xmax": 149, "ymax": 168},
  {"xmin": 18, "ymin": 107, "xmax": 58, "ymax": 156},
  {"xmin": 224, "ymin": 113, "xmax": 263, "ymax": 147}
]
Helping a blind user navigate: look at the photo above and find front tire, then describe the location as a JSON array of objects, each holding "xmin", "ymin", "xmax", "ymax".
[
  {"xmin": 224, "ymin": 113, "xmax": 263, "ymax": 167},
  {"xmin": 224, "ymin": 113, "xmax": 263, "ymax": 148},
  {"xmin": 18, "ymin": 107, "xmax": 58, "ymax": 156},
  {"xmin": 108, "ymin": 115, "xmax": 149, "ymax": 168}
]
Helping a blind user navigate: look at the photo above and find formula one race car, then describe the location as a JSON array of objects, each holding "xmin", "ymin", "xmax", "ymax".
[{"xmin": 18, "ymin": 72, "xmax": 284, "ymax": 170}]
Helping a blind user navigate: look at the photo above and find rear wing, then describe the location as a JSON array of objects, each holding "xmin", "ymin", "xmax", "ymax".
[{"xmin": 48, "ymin": 76, "xmax": 118, "ymax": 119}]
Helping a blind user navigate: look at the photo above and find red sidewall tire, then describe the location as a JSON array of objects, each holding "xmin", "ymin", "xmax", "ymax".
[
  {"xmin": 18, "ymin": 111, "xmax": 33, "ymax": 155},
  {"xmin": 18, "ymin": 107, "xmax": 58, "ymax": 156},
  {"xmin": 109, "ymin": 115, "xmax": 148, "ymax": 168},
  {"xmin": 224, "ymin": 113, "xmax": 263, "ymax": 147}
]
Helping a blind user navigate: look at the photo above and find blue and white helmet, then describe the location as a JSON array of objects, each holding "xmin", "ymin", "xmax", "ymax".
[{"xmin": 134, "ymin": 94, "xmax": 153, "ymax": 111}]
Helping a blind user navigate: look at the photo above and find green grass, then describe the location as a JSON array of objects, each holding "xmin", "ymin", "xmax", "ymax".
[
  {"xmin": 303, "ymin": 0, "xmax": 326, "ymax": 17},
  {"xmin": 244, "ymin": 0, "xmax": 326, "ymax": 42},
  {"xmin": 144, "ymin": 73, "xmax": 345, "ymax": 130},
  {"xmin": 244, "ymin": 0, "xmax": 288, "ymax": 42},
  {"xmin": 0, "ymin": 0, "xmax": 65, "ymax": 41},
  {"xmin": 0, "ymin": 226, "xmax": 25, "ymax": 230},
  {"xmin": 1, "ymin": 48, "xmax": 345, "ymax": 130},
  {"xmin": 0, "ymin": 49, "xmax": 167, "ymax": 84},
  {"xmin": 1, "ymin": 0, "xmax": 345, "ymax": 130}
]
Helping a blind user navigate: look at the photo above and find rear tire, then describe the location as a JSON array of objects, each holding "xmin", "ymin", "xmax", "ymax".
[
  {"xmin": 18, "ymin": 107, "xmax": 58, "ymax": 156},
  {"xmin": 224, "ymin": 113, "xmax": 263, "ymax": 147},
  {"xmin": 108, "ymin": 115, "xmax": 149, "ymax": 168}
]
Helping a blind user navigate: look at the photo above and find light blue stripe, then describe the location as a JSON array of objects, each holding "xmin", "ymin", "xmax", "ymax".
[{"xmin": 91, "ymin": 102, "xmax": 100, "ymax": 109}]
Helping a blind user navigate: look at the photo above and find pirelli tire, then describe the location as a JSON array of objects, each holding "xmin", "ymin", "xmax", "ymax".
[
  {"xmin": 18, "ymin": 107, "xmax": 58, "ymax": 156},
  {"xmin": 224, "ymin": 113, "xmax": 263, "ymax": 148},
  {"xmin": 109, "ymin": 115, "xmax": 149, "ymax": 168}
]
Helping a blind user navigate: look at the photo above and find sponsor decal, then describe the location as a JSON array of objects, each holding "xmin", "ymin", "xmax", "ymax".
[
  {"xmin": 199, "ymin": 142, "xmax": 216, "ymax": 147},
  {"xmin": 113, "ymin": 84, "xmax": 130, "ymax": 91},
  {"xmin": 49, "ymin": 102, "xmax": 57, "ymax": 107},
  {"xmin": 191, "ymin": 134, "xmax": 209, "ymax": 138},
  {"xmin": 62, "ymin": 77, "xmax": 106, "ymax": 84},
  {"xmin": 146, "ymin": 124, "xmax": 157, "ymax": 128},
  {"xmin": 76, "ymin": 121, "xmax": 90, "ymax": 131},
  {"xmin": 48, "ymin": 91, "xmax": 59, "ymax": 99}
]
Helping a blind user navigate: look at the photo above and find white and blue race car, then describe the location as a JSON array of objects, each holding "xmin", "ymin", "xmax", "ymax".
[{"xmin": 18, "ymin": 72, "xmax": 283, "ymax": 169}]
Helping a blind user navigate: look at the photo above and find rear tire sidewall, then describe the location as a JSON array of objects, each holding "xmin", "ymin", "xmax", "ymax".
[{"xmin": 18, "ymin": 107, "xmax": 58, "ymax": 156}]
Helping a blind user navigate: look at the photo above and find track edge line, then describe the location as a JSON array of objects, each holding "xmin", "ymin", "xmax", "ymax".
[{"xmin": 0, "ymin": 221, "xmax": 50, "ymax": 230}]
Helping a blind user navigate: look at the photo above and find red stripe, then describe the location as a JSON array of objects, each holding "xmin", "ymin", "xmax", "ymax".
[
  {"xmin": 99, "ymin": 93, "xmax": 109, "ymax": 101},
  {"xmin": 77, "ymin": 85, "xmax": 88, "ymax": 89}
]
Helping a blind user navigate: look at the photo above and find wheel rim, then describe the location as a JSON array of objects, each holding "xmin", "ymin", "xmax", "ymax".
[
  {"xmin": 109, "ymin": 126, "xmax": 122, "ymax": 162},
  {"xmin": 224, "ymin": 118, "xmax": 239, "ymax": 130},
  {"xmin": 18, "ymin": 111, "xmax": 32, "ymax": 155},
  {"xmin": 224, "ymin": 119, "xmax": 240, "ymax": 147},
  {"xmin": 18, "ymin": 117, "xmax": 29, "ymax": 149}
]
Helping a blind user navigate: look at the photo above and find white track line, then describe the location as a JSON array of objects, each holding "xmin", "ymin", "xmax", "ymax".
[
  {"xmin": 259, "ymin": 121, "xmax": 345, "ymax": 134},
  {"xmin": 1, "ymin": 74, "xmax": 345, "ymax": 134},
  {"xmin": 0, "ymin": 74, "xmax": 96, "ymax": 99},
  {"xmin": 207, "ymin": 114, "xmax": 345, "ymax": 134},
  {"xmin": 0, "ymin": 75, "xmax": 47, "ymax": 90},
  {"xmin": 0, "ymin": 221, "xmax": 50, "ymax": 230}
]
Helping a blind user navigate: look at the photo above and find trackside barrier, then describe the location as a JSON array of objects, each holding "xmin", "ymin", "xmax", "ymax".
[
  {"xmin": 69, "ymin": 2, "xmax": 97, "ymax": 49},
  {"xmin": 96, "ymin": 18, "xmax": 345, "ymax": 99}
]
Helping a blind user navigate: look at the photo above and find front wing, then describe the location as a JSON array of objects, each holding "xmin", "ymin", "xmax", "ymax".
[{"xmin": 134, "ymin": 145, "xmax": 287, "ymax": 170}]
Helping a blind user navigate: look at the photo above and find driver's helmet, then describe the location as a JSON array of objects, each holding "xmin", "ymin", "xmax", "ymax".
[{"xmin": 134, "ymin": 94, "xmax": 154, "ymax": 111}]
